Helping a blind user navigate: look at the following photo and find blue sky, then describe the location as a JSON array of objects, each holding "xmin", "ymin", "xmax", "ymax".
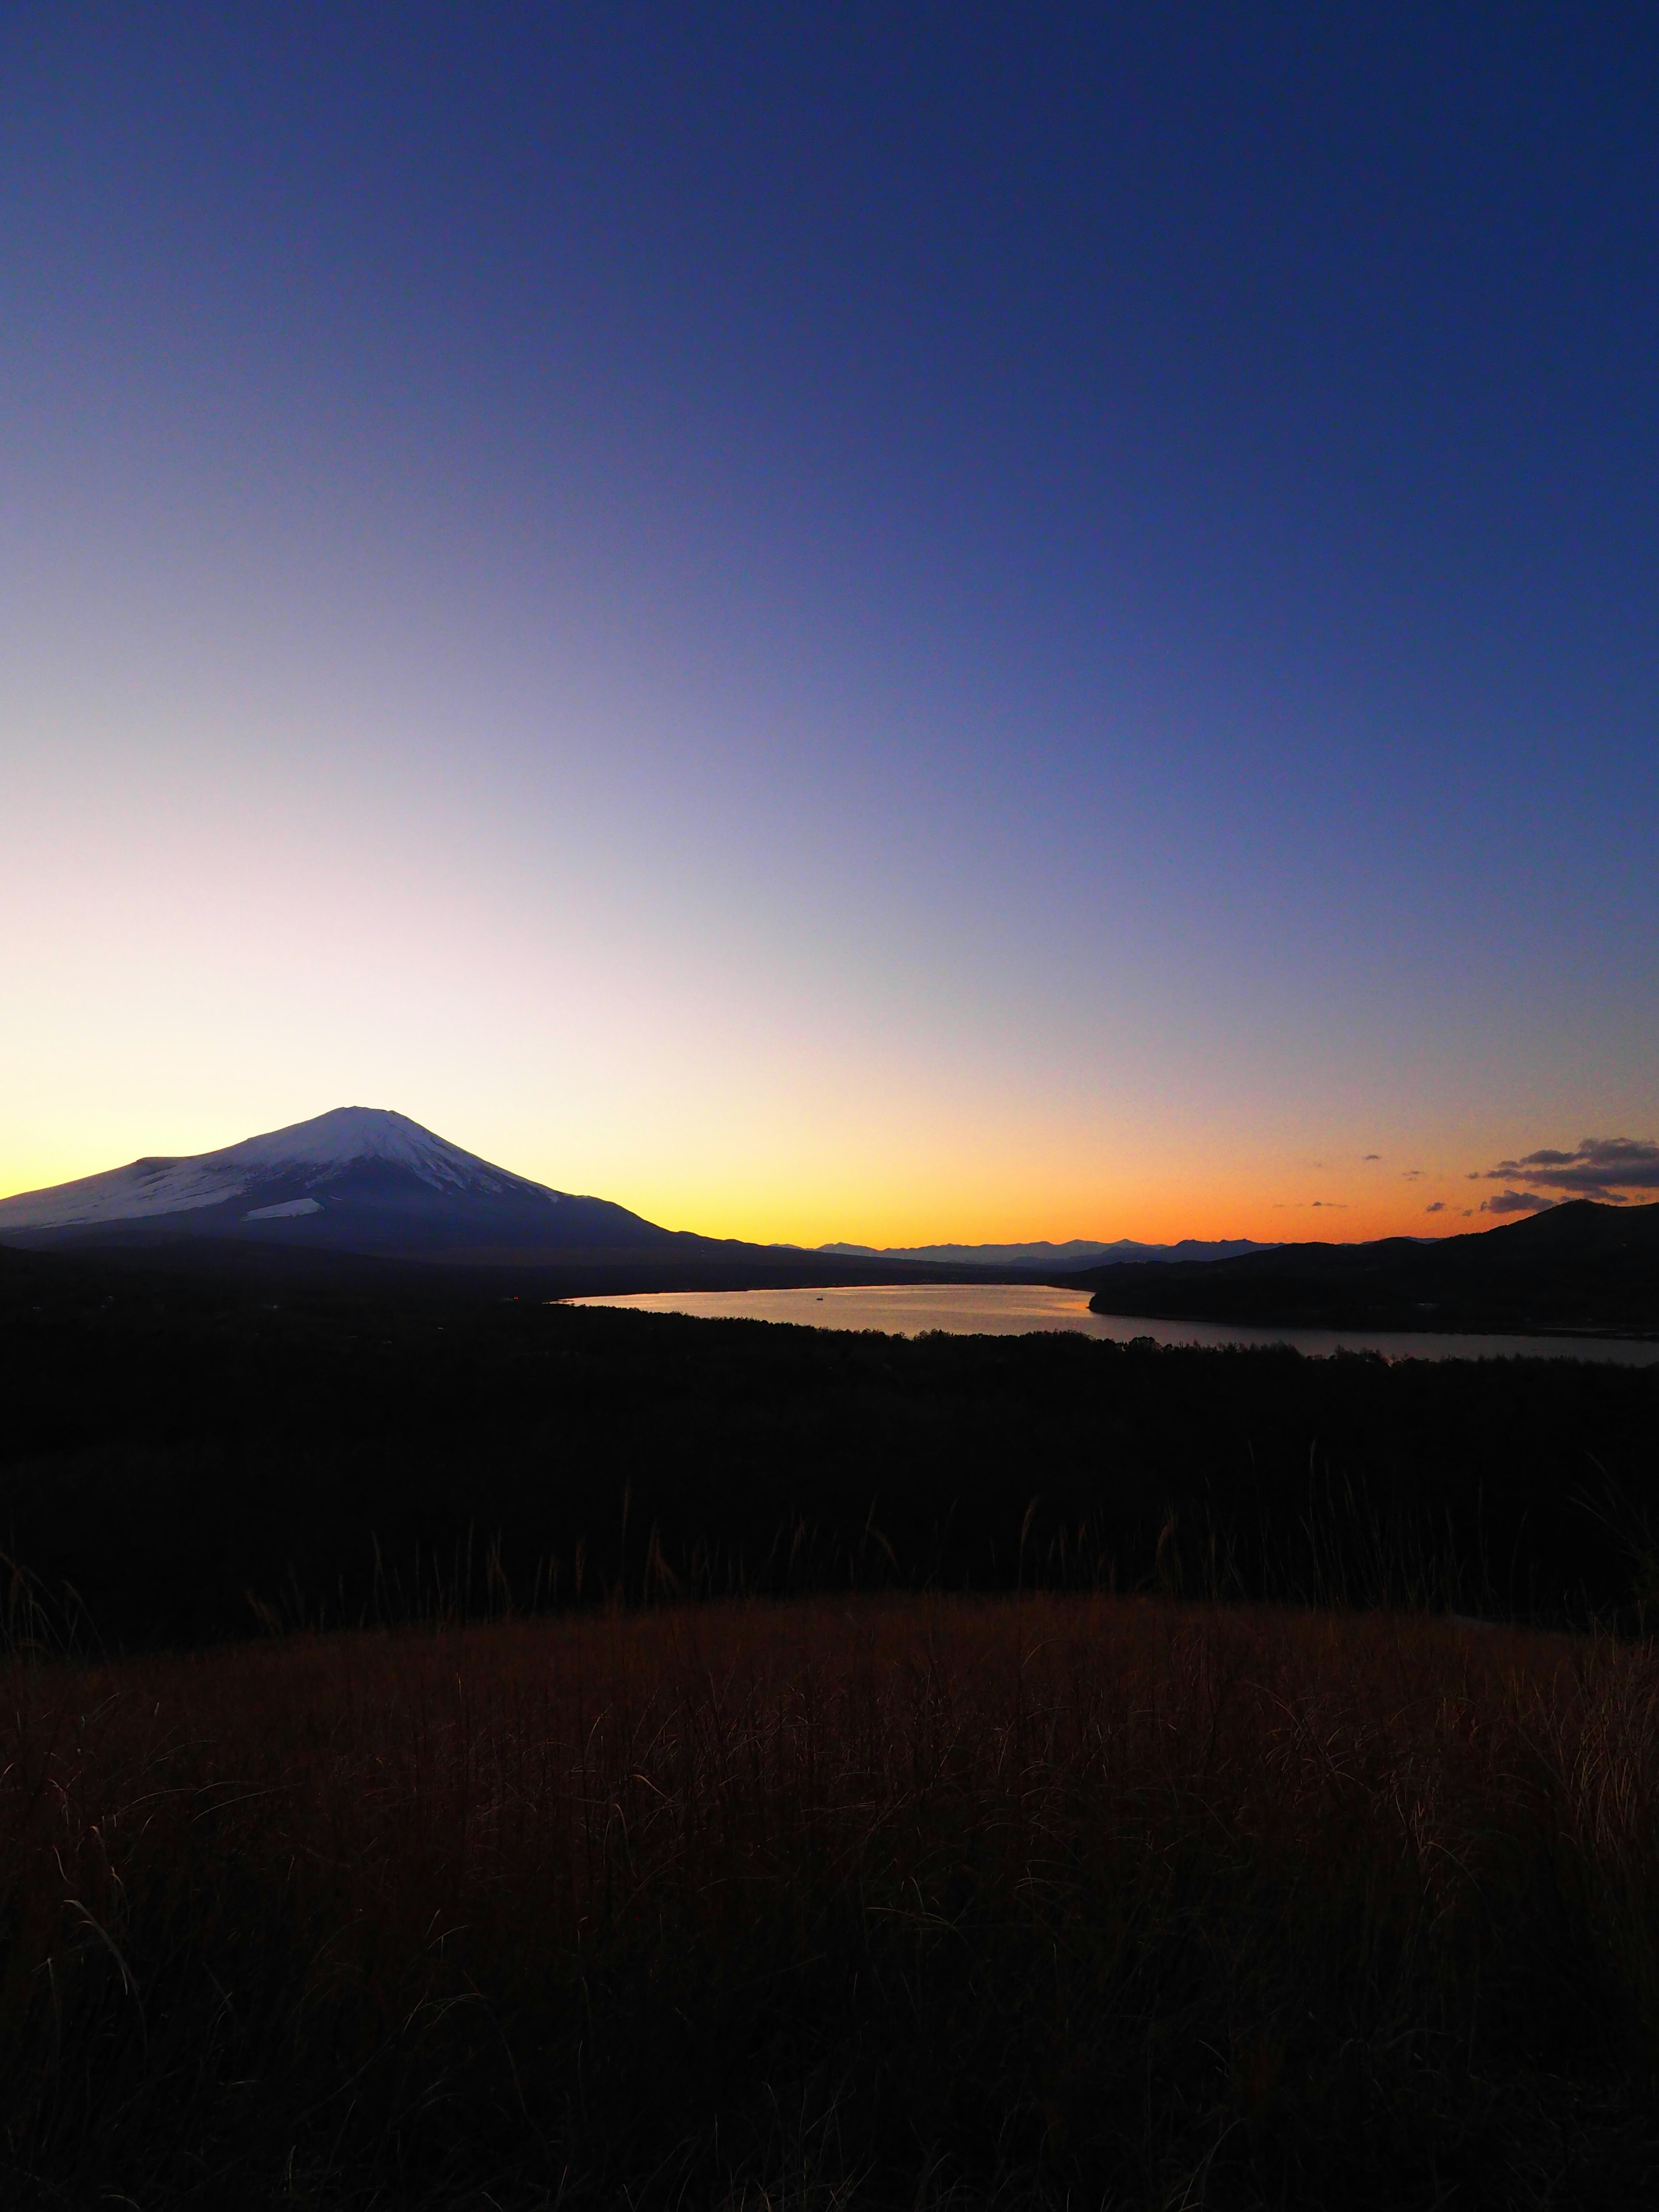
[{"xmin": 4, "ymin": 3, "xmax": 1656, "ymax": 1239}]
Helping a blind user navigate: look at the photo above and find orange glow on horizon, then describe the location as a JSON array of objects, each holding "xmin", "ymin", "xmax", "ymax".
[{"xmin": 0, "ymin": 1116, "xmax": 1503, "ymax": 1253}]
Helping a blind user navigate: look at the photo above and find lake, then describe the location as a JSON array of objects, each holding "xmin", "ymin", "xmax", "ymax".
[{"xmin": 566, "ymin": 1281, "xmax": 1659, "ymax": 1364}]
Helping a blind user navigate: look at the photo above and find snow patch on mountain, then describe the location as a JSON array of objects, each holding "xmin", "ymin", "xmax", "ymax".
[{"xmin": 0, "ymin": 1159, "xmax": 247, "ymax": 1228}]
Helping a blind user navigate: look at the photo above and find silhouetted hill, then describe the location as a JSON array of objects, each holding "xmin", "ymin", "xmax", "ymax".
[{"xmin": 1081, "ymin": 1200, "xmax": 1659, "ymax": 1335}]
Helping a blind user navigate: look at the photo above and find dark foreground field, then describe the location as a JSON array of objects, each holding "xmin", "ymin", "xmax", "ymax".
[
  {"xmin": 6, "ymin": 1249, "xmax": 1659, "ymax": 2203},
  {"xmin": 6, "ymin": 1597, "xmax": 1659, "ymax": 2209},
  {"xmin": 3, "ymin": 1243, "xmax": 1659, "ymax": 1645}
]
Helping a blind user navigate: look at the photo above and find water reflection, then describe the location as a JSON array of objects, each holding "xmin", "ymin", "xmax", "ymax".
[{"xmin": 566, "ymin": 1282, "xmax": 1658, "ymax": 1365}]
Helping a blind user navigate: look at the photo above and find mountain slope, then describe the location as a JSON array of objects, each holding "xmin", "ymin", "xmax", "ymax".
[
  {"xmin": 0, "ymin": 1108, "xmax": 1051, "ymax": 1294},
  {"xmin": 0, "ymin": 1107, "xmax": 684, "ymax": 1261},
  {"xmin": 1079, "ymin": 1200, "xmax": 1659, "ymax": 1336}
]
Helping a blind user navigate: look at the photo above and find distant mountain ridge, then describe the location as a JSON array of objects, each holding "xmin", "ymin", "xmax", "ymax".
[{"xmin": 821, "ymin": 1236, "xmax": 1274, "ymax": 1269}]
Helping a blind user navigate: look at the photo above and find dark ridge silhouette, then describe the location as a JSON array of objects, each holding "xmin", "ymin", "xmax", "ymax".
[
  {"xmin": 1081, "ymin": 1198, "xmax": 1659, "ymax": 1335},
  {"xmin": 820, "ymin": 1235, "xmax": 1274, "ymax": 1266}
]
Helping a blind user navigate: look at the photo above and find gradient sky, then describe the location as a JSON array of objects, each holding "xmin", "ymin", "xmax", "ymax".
[{"xmin": 4, "ymin": 3, "xmax": 1656, "ymax": 1245}]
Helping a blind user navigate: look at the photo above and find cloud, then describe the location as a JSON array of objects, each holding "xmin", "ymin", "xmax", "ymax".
[
  {"xmin": 1363, "ymin": 1153, "xmax": 1380, "ymax": 1161},
  {"xmin": 1425, "ymin": 1201, "xmax": 1445, "ymax": 1214},
  {"xmin": 1402, "ymin": 1168, "xmax": 1425, "ymax": 1181},
  {"xmin": 1481, "ymin": 1190, "xmax": 1556, "ymax": 1215},
  {"xmin": 1478, "ymin": 1135, "xmax": 1659, "ymax": 1202},
  {"xmin": 1309, "ymin": 1199, "xmax": 1348, "ymax": 1209}
]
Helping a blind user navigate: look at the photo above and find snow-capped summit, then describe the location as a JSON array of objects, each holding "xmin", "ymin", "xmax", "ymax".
[
  {"xmin": 176, "ymin": 1105, "xmax": 559, "ymax": 1202},
  {"xmin": 0, "ymin": 1108, "xmax": 678, "ymax": 1260}
]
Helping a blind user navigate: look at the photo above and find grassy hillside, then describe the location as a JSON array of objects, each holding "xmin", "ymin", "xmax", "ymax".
[
  {"xmin": 5, "ymin": 1598, "xmax": 1658, "ymax": 2207},
  {"xmin": 6, "ymin": 1246, "xmax": 1659, "ymax": 2202}
]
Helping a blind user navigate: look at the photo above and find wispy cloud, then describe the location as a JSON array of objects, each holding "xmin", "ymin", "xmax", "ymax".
[
  {"xmin": 1481, "ymin": 1189, "xmax": 1555, "ymax": 1215},
  {"xmin": 1363, "ymin": 1152, "xmax": 1380, "ymax": 1161},
  {"xmin": 1476, "ymin": 1135, "xmax": 1659, "ymax": 1202},
  {"xmin": 1425, "ymin": 1201, "xmax": 1445, "ymax": 1214}
]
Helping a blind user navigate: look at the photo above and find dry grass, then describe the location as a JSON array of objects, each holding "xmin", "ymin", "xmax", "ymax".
[{"xmin": 3, "ymin": 1597, "xmax": 1659, "ymax": 2206}]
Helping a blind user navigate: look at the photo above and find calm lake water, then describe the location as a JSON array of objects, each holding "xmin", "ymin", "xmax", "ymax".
[{"xmin": 567, "ymin": 1282, "xmax": 1659, "ymax": 1365}]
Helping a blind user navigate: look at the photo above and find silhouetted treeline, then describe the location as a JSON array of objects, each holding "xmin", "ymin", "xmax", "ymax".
[{"xmin": 2, "ymin": 1244, "xmax": 1656, "ymax": 1650}]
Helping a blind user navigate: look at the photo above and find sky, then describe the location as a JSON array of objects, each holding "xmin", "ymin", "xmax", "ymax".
[{"xmin": 3, "ymin": 2, "xmax": 1656, "ymax": 1246}]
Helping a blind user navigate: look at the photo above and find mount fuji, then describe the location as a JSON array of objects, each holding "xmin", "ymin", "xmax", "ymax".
[{"xmin": 0, "ymin": 1107, "xmax": 688, "ymax": 1263}]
